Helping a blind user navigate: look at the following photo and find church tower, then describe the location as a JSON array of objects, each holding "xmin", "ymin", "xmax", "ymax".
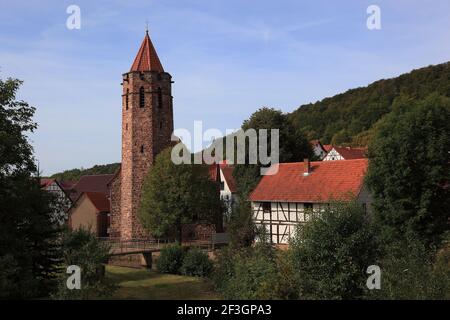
[{"xmin": 118, "ymin": 31, "xmax": 174, "ymax": 239}]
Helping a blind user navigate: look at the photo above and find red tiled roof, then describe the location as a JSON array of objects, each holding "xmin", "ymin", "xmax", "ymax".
[
  {"xmin": 323, "ymin": 144, "xmax": 333, "ymax": 152},
  {"xmin": 59, "ymin": 180, "xmax": 76, "ymax": 190},
  {"xmin": 71, "ymin": 174, "xmax": 114, "ymax": 201},
  {"xmin": 130, "ymin": 31, "xmax": 164, "ymax": 72},
  {"xmin": 220, "ymin": 164, "xmax": 237, "ymax": 193},
  {"xmin": 249, "ymin": 159, "xmax": 368, "ymax": 202},
  {"xmin": 84, "ymin": 192, "xmax": 110, "ymax": 213},
  {"xmin": 40, "ymin": 178, "xmax": 55, "ymax": 188},
  {"xmin": 331, "ymin": 146, "xmax": 367, "ymax": 159},
  {"xmin": 208, "ymin": 164, "xmax": 220, "ymax": 182}
]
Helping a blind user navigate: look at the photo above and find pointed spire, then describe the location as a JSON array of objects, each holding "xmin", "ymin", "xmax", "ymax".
[{"xmin": 130, "ymin": 31, "xmax": 164, "ymax": 73}]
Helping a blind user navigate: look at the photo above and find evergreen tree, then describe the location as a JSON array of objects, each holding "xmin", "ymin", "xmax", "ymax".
[{"xmin": 0, "ymin": 77, "xmax": 62, "ymax": 298}]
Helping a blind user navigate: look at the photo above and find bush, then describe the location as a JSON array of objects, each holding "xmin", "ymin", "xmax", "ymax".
[
  {"xmin": 289, "ymin": 201, "xmax": 379, "ymax": 299},
  {"xmin": 213, "ymin": 243, "xmax": 292, "ymax": 299},
  {"xmin": 180, "ymin": 248, "xmax": 213, "ymax": 277},
  {"xmin": 156, "ymin": 244, "xmax": 186, "ymax": 274},
  {"xmin": 370, "ymin": 240, "xmax": 450, "ymax": 299},
  {"xmin": 52, "ymin": 229, "xmax": 115, "ymax": 300}
]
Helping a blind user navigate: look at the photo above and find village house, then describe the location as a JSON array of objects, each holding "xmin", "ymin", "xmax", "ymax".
[
  {"xmin": 40, "ymin": 178, "xmax": 73, "ymax": 225},
  {"xmin": 66, "ymin": 174, "xmax": 115, "ymax": 236},
  {"xmin": 68, "ymin": 192, "xmax": 110, "ymax": 237},
  {"xmin": 323, "ymin": 146, "xmax": 367, "ymax": 161},
  {"xmin": 310, "ymin": 140, "xmax": 328, "ymax": 160},
  {"xmin": 249, "ymin": 159, "xmax": 371, "ymax": 245},
  {"xmin": 218, "ymin": 163, "xmax": 238, "ymax": 218}
]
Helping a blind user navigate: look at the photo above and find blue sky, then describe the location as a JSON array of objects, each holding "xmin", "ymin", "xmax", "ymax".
[{"xmin": 1, "ymin": 0, "xmax": 449, "ymax": 175}]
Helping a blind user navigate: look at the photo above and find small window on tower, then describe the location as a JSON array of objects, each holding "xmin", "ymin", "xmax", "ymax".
[
  {"xmin": 159, "ymin": 121, "xmax": 163, "ymax": 129},
  {"xmin": 139, "ymin": 87, "xmax": 145, "ymax": 108},
  {"xmin": 125, "ymin": 123, "xmax": 128, "ymax": 131},
  {"xmin": 140, "ymin": 145, "xmax": 144, "ymax": 153},
  {"xmin": 157, "ymin": 87, "xmax": 163, "ymax": 109},
  {"xmin": 125, "ymin": 89, "xmax": 129, "ymax": 110}
]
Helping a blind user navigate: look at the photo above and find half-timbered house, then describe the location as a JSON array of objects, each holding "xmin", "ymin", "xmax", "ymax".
[
  {"xmin": 323, "ymin": 146, "xmax": 367, "ymax": 161},
  {"xmin": 249, "ymin": 159, "xmax": 370, "ymax": 245}
]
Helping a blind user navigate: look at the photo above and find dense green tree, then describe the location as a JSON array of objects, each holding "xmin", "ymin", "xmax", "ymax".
[
  {"xmin": 0, "ymin": 77, "xmax": 62, "ymax": 298},
  {"xmin": 139, "ymin": 146, "xmax": 222, "ymax": 242},
  {"xmin": 366, "ymin": 94, "xmax": 450, "ymax": 247},
  {"xmin": 289, "ymin": 201, "xmax": 378, "ymax": 299}
]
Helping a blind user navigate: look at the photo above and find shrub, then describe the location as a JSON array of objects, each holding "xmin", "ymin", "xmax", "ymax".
[
  {"xmin": 289, "ymin": 201, "xmax": 379, "ymax": 299},
  {"xmin": 370, "ymin": 239, "xmax": 450, "ymax": 300},
  {"xmin": 156, "ymin": 244, "xmax": 186, "ymax": 274},
  {"xmin": 52, "ymin": 229, "xmax": 115, "ymax": 300},
  {"xmin": 213, "ymin": 243, "xmax": 290, "ymax": 299},
  {"xmin": 180, "ymin": 248, "xmax": 213, "ymax": 277}
]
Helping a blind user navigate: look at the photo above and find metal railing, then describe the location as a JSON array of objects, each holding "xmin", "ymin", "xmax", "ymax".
[{"xmin": 99, "ymin": 233, "xmax": 230, "ymax": 255}]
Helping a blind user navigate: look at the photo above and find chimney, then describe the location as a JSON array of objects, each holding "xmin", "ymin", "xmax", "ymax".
[{"xmin": 303, "ymin": 158, "xmax": 310, "ymax": 176}]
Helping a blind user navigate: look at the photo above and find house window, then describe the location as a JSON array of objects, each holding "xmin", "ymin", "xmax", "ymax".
[
  {"xmin": 125, "ymin": 89, "xmax": 129, "ymax": 110},
  {"xmin": 139, "ymin": 87, "xmax": 145, "ymax": 107},
  {"xmin": 157, "ymin": 87, "xmax": 163, "ymax": 108},
  {"xmin": 140, "ymin": 145, "xmax": 144, "ymax": 153},
  {"xmin": 262, "ymin": 202, "xmax": 271, "ymax": 213}
]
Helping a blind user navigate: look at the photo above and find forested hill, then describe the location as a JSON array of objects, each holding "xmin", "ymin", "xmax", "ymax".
[
  {"xmin": 288, "ymin": 62, "xmax": 450, "ymax": 145},
  {"xmin": 50, "ymin": 163, "xmax": 120, "ymax": 181}
]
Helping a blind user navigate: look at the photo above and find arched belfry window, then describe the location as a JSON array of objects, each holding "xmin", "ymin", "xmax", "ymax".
[
  {"xmin": 157, "ymin": 87, "xmax": 163, "ymax": 109},
  {"xmin": 139, "ymin": 87, "xmax": 145, "ymax": 108},
  {"xmin": 125, "ymin": 89, "xmax": 129, "ymax": 110}
]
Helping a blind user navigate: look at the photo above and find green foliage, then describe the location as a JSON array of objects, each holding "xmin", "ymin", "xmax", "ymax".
[
  {"xmin": 180, "ymin": 248, "xmax": 213, "ymax": 277},
  {"xmin": 0, "ymin": 76, "xmax": 63, "ymax": 298},
  {"xmin": 139, "ymin": 146, "xmax": 221, "ymax": 241},
  {"xmin": 227, "ymin": 201, "xmax": 256, "ymax": 248},
  {"xmin": 50, "ymin": 163, "xmax": 120, "ymax": 181},
  {"xmin": 52, "ymin": 229, "xmax": 115, "ymax": 299},
  {"xmin": 156, "ymin": 244, "xmax": 186, "ymax": 274},
  {"xmin": 242, "ymin": 107, "xmax": 313, "ymax": 163},
  {"xmin": 370, "ymin": 240, "xmax": 450, "ymax": 299},
  {"xmin": 0, "ymin": 254, "xmax": 38, "ymax": 299},
  {"xmin": 366, "ymin": 94, "xmax": 450, "ymax": 247},
  {"xmin": 289, "ymin": 62, "xmax": 450, "ymax": 144},
  {"xmin": 289, "ymin": 201, "xmax": 378, "ymax": 299},
  {"xmin": 213, "ymin": 242, "xmax": 299, "ymax": 299}
]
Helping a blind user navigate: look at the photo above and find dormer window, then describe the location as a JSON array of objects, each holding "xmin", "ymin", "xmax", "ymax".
[{"xmin": 139, "ymin": 87, "xmax": 145, "ymax": 108}]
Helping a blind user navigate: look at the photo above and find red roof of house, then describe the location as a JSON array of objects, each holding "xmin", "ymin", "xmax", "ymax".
[
  {"xmin": 71, "ymin": 174, "xmax": 114, "ymax": 201},
  {"xmin": 331, "ymin": 146, "xmax": 367, "ymax": 159},
  {"xmin": 208, "ymin": 164, "xmax": 220, "ymax": 182},
  {"xmin": 220, "ymin": 164, "xmax": 237, "ymax": 193},
  {"xmin": 323, "ymin": 144, "xmax": 333, "ymax": 152},
  {"xmin": 249, "ymin": 159, "xmax": 368, "ymax": 203},
  {"xmin": 40, "ymin": 178, "xmax": 55, "ymax": 188},
  {"xmin": 84, "ymin": 192, "xmax": 110, "ymax": 213},
  {"xmin": 130, "ymin": 31, "xmax": 164, "ymax": 72}
]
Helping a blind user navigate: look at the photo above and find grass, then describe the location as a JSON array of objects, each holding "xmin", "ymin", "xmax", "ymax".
[{"xmin": 106, "ymin": 265, "xmax": 221, "ymax": 300}]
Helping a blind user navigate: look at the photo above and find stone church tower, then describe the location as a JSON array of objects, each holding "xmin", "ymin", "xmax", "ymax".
[{"xmin": 109, "ymin": 31, "xmax": 174, "ymax": 240}]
